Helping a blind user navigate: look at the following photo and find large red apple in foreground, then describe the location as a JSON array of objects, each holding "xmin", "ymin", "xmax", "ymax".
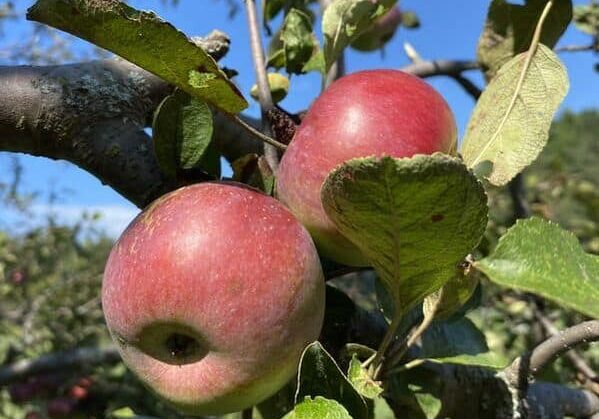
[
  {"xmin": 277, "ymin": 70, "xmax": 457, "ymax": 266},
  {"xmin": 102, "ymin": 182, "xmax": 325, "ymax": 415}
]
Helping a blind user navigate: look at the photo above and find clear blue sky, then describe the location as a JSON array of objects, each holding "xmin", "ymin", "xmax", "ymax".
[{"xmin": 1, "ymin": 0, "xmax": 597, "ymax": 236}]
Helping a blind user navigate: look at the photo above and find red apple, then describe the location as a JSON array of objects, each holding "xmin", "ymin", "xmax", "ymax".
[
  {"xmin": 277, "ymin": 70, "xmax": 457, "ymax": 266},
  {"xmin": 102, "ymin": 182, "xmax": 325, "ymax": 415},
  {"xmin": 68, "ymin": 385, "xmax": 88, "ymax": 401}
]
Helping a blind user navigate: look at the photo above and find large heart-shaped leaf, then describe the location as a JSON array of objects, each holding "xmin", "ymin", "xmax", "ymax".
[
  {"xmin": 477, "ymin": 0, "xmax": 572, "ymax": 80},
  {"xmin": 475, "ymin": 217, "xmax": 599, "ymax": 318},
  {"xmin": 27, "ymin": 0, "xmax": 247, "ymax": 113},
  {"xmin": 461, "ymin": 44, "xmax": 569, "ymax": 186},
  {"xmin": 321, "ymin": 155, "xmax": 488, "ymax": 316},
  {"xmin": 295, "ymin": 342, "xmax": 368, "ymax": 419}
]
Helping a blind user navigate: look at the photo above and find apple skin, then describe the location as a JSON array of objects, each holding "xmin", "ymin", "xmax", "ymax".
[
  {"xmin": 102, "ymin": 182, "xmax": 325, "ymax": 415},
  {"xmin": 277, "ymin": 70, "xmax": 457, "ymax": 266}
]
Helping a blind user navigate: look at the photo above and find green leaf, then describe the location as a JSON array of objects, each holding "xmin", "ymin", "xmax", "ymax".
[
  {"xmin": 302, "ymin": 49, "xmax": 325, "ymax": 74},
  {"xmin": 290, "ymin": 396, "xmax": 352, "ymax": 419},
  {"xmin": 263, "ymin": 0, "xmax": 286, "ymax": 23},
  {"xmin": 321, "ymin": 155, "xmax": 488, "ymax": 316},
  {"xmin": 268, "ymin": 8, "xmax": 324, "ymax": 75},
  {"xmin": 350, "ymin": 6, "xmax": 402, "ymax": 52},
  {"xmin": 109, "ymin": 407, "xmax": 160, "ymax": 419},
  {"xmin": 322, "ymin": 0, "xmax": 396, "ymax": 72},
  {"xmin": 27, "ymin": 0, "xmax": 247, "ymax": 113},
  {"xmin": 573, "ymin": 3, "xmax": 599, "ymax": 35},
  {"xmin": 282, "ymin": 8, "xmax": 318, "ymax": 74},
  {"xmin": 152, "ymin": 90, "xmax": 218, "ymax": 180},
  {"xmin": 347, "ymin": 355, "xmax": 383, "ymax": 399},
  {"xmin": 423, "ymin": 268, "xmax": 478, "ymax": 321},
  {"xmin": 373, "ymin": 397, "xmax": 395, "ymax": 419},
  {"xmin": 296, "ymin": 342, "xmax": 368, "ymax": 419},
  {"xmin": 420, "ymin": 317, "xmax": 508, "ymax": 368},
  {"xmin": 251, "ymin": 73, "xmax": 290, "ymax": 104},
  {"xmin": 477, "ymin": 0, "xmax": 573, "ymax": 80},
  {"xmin": 232, "ymin": 154, "xmax": 275, "ymax": 195},
  {"xmin": 475, "ymin": 217, "xmax": 599, "ymax": 318},
  {"xmin": 461, "ymin": 44, "xmax": 569, "ymax": 186}
]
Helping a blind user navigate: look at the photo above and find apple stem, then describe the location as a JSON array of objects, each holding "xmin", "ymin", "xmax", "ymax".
[
  {"xmin": 242, "ymin": 407, "xmax": 253, "ymax": 419},
  {"xmin": 243, "ymin": 0, "xmax": 280, "ymax": 170}
]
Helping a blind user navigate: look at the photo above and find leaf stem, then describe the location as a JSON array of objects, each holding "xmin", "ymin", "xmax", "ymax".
[
  {"xmin": 379, "ymin": 288, "xmax": 445, "ymax": 379},
  {"xmin": 369, "ymin": 313, "xmax": 402, "ymax": 375},
  {"xmin": 226, "ymin": 113, "xmax": 288, "ymax": 151},
  {"xmin": 243, "ymin": 0, "xmax": 280, "ymax": 169}
]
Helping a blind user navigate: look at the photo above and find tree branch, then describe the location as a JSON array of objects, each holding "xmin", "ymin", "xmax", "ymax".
[
  {"xmin": 243, "ymin": 0, "xmax": 279, "ymax": 170},
  {"xmin": 505, "ymin": 320, "xmax": 599, "ymax": 389},
  {"xmin": 0, "ymin": 31, "xmax": 264, "ymax": 207},
  {"xmin": 534, "ymin": 308, "xmax": 598, "ymax": 383},
  {"xmin": 0, "ymin": 346, "xmax": 120, "ymax": 386},
  {"xmin": 400, "ymin": 59, "xmax": 480, "ymax": 78},
  {"xmin": 399, "ymin": 49, "xmax": 482, "ymax": 100}
]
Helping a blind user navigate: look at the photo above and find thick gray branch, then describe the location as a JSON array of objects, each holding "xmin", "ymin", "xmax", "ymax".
[
  {"xmin": 0, "ymin": 346, "xmax": 119, "ymax": 386},
  {"xmin": 0, "ymin": 59, "xmax": 174, "ymax": 207},
  {"xmin": 400, "ymin": 59, "xmax": 480, "ymax": 78},
  {"xmin": 0, "ymin": 30, "xmax": 260, "ymax": 207},
  {"xmin": 505, "ymin": 320, "xmax": 599, "ymax": 390}
]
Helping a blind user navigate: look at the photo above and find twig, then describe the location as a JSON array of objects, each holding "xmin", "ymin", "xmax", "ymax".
[
  {"xmin": 243, "ymin": 0, "xmax": 279, "ymax": 169},
  {"xmin": 400, "ymin": 59, "xmax": 479, "ymax": 78},
  {"xmin": 533, "ymin": 308, "xmax": 598, "ymax": 383},
  {"xmin": 0, "ymin": 346, "xmax": 120, "ymax": 386},
  {"xmin": 403, "ymin": 42, "xmax": 423, "ymax": 63},
  {"xmin": 401, "ymin": 43, "xmax": 482, "ymax": 101},
  {"xmin": 508, "ymin": 173, "xmax": 532, "ymax": 219},
  {"xmin": 505, "ymin": 320, "xmax": 599, "ymax": 388},
  {"xmin": 226, "ymin": 113, "xmax": 287, "ymax": 150},
  {"xmin": 555, "ymin": 43, "xmax": 598, "ymax": 53},
  {"xmin": 452, "ymin": 73, "xmax": 482, "ymax": 100}
]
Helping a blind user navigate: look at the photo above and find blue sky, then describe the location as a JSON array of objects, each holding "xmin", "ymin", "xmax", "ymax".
[{"xmin": 1, "ymin": 0, "xmax": 597, "ymax": 236}]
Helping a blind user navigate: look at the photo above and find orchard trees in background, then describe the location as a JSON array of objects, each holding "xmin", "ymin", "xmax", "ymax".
[{"xmin": 0, "ymin": 0, "xmax": 599, "ymax": 418}]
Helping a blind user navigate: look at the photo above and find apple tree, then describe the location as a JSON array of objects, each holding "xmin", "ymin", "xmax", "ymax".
[{"xmin": 1, "ymin": 0, "xmax": 599, "ymax": 418}]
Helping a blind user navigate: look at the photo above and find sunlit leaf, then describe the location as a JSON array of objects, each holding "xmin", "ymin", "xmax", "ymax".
[
  {"xmin": 462, "ymin": 45, "xmax": 569, "ymax": 186},
  {"xmin": 27, "ymin": 0, "xmax": 247, "ymax": 113},
  {"xmin": 475, "ymin": 217, "xmax": 599, "ymax": 318}
]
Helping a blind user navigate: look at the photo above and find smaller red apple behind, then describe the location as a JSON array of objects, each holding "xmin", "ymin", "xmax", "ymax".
[
  {"xmin": 277, "ymin": 70, "xmax": 457, "ymax": 266},
  {"xmin": 102, "ymin": 182, "xmax": 325, "ymax": 415}
]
